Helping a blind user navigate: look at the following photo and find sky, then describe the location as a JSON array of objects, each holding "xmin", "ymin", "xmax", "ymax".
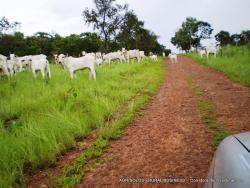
[{"xmin": 1, "ymin": 0, "xmax": 250, "ymax": 52}]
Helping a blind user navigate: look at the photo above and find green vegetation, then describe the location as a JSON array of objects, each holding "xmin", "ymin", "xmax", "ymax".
[
  {"xmin": 187, "ymin": 45, "xmax": 250, "ymax": 87},
  {"xmin": 56, "ymin": 94, "xmax": 149, "ymax": 187},
  {"xmin": 0, "ymin": 59, "xmax": 165, "ymax": 187},
  {"xmin": 187, "ymin": 79, "xmax": 230, "ymax": 147}
]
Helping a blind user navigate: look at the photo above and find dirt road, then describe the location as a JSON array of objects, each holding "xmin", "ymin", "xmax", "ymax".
[{"xmin": 30, "ymin": 57, "xmax": 250, "ymax": 188}]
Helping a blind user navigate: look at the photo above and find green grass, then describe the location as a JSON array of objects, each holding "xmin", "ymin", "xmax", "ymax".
[
  {"xmin": 0, "ymin": 59, "xmax": 165, "ymax": 187},
  {"xmin": 56, "ymin": 95, "xmax": 149, "ymax": 188},
  {"xmin": 187, "ymin": 79, "xmax": 230, "ymax": 147},
  {"xmin": 187, "ymin": 45, "xmax": 250, "ymax": 87}
]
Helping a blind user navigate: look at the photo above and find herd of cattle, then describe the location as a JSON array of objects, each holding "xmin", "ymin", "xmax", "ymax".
[
  {"xmin": 194, "ymin": 46, "xmax": 220, "ymax": 58},
  {"xmin": 0, "ymin": 48, "xmax": 164, "ymax": 80}
]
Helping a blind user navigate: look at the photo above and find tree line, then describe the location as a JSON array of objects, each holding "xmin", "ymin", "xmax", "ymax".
[
  {"xmin": 171, "ymin": 17, "xmax": 250, "ymax": 52},
  {"xmin": 0, "ymin": 0, "xmax": 170, "ymax": 58}
]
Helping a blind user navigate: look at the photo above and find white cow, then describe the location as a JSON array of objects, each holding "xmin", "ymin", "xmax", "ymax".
[
  {"xmin": 199, "ymin": 49, "xmax": 206, "ymax": 58},
  {"xmin": 0, "ymin": 54, "xmax": 7, "ymax": 61},
  {"xmin": 162, "ymin": 52, "xmax": 166, "ymax": 57},
  {"xmin": 28, "ymin": 55, "xmax": 51, "ymax": 79},
  {"xmin": 82, "ymin": 51, "xmax": 86, "ymax": 56},
  {"xmin": 95, "ymin": 52, "xmax": 103, "ymax": 66},
  {"xmin": 10, "ymin": 54, "xmax": 30, "ymax": 72},
  {"xmin": 0, "ymin": 58, "xmax": 9, "ymax": 76},
  {"xmin": 103, "ymin": 51, "xmax": 125, "ymax": 65},
  {"xmin": 168, "ymin": 53, "xmax": 178, "ymax": 63},
  {"xmin": 150, "ymin": 55, "xmax": 158, "ymax": 61},
  {"xmin": 61, "ymin": 54, "xmax": 96, "ymax": 80},
  {"xmin": 54, "ymin": 54, "xmax": 60, "ymax": 64},
  {"xmin": 140, "ymin": 51, "xmax": 145, "ymax": 59},
  {"xmin": 6, "ymin": 60, "xmax": 15, "ymax": 76},
  {"xmin": 57, "ymin": 54, "xmax": 66, "ymax": 64},
  {"xmin": 0, "ymin": 55, "xmax": 14, "ymax": 76},
  {"xmin": 125, "ymin": 49, "xmax": 141, "ymax": 63},
  {"xmin": 206, "ymin": 46, "xmax": 220, "ymax": 58}
]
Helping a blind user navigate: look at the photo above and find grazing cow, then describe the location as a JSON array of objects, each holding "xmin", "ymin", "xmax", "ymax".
[
  {"xmin": 61, "ymin": 54, "xmax": 96, "ymax": 80},
  {"xmin": 28, "ymin": 55, "xmax": 51, "ymax": 79},
  {"xmin": 168, "ymin": 53, "xmax": 178, "ymax": 63},
  {"xmin": 124, "ymin": 49, "xmax": 141, "ymax": 63}
]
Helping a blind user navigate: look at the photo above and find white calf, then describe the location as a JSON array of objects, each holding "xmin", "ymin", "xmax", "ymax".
[
  {"xmin": 168, "ymin": 54, "xmax": 178, "ymax": 63},
  {"xmin": 61, "ymin": 54, "xmax": 96, "ymax": 80},
  {"xmin": 29, "ymin": 55, "xmax": 51, "ymax": 79}
]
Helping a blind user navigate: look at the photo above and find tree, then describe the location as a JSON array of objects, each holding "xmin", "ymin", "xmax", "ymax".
[
  {"xmin": 116, "ymin": 11, "xmax": 144, "ymax": 49},
  {"xmin": 171, "ymin": 17, "xmax": 213, "ymax": 51},
  {"xmin": 231, "ymin": 34, "xmax": 242, "ymax": 46},
  {"xmin": 240, "ymin": 30, "xmax": 250, "ymax": 45},
  {"xmin": 82, "ymin": 0, "xmax": 128, "ymax": 51},
  {"xmin": 215, "ymin": 31, "xmax": 232, "ymax": 46},
  {"xmin": 0, "ymin": 17, "xmax": 20, "ymax": 34}
]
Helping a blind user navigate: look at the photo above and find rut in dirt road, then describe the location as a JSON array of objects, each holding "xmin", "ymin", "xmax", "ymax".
[{"xmin": 79, "ymin": 59, "xmax": 214, "ymax": 188}]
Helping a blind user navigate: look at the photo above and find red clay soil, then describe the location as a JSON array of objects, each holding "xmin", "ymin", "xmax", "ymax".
[
  {"xmin": 78, "ymin": 58, "xmax": 216, "ymax": 188},
  {"xmin": 180, "ymin": 57, "xmax": 250, "ymax": 134}
]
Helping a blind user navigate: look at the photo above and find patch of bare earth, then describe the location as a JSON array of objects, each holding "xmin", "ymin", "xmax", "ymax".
[
  {"xmin": 180, "ymin": 57, "xmax": 250, "ymax": 134},
  {"xmin": 78, "ymin": 59, "xmax": 214, "ymax": 188}
]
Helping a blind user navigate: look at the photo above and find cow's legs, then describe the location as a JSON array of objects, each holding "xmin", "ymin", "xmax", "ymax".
[
  {"xmin": 70, "ymin": 70, "xmax": 74, "ymax": 79},
  {"xmin": 41, "ymin": 69, "xmax": 45, "ymax": 79},
  {"xmin": 32, "ymin": 69, "xmax": 37, "ymax": 78},
  {"xmin": 90, "ymin": 68, "xmax": 96, "ymax": 80}
]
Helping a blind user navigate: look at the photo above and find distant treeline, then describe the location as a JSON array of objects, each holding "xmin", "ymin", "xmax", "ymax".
[
  {"xmin": 0, "ymin": 7, "xmax": 171, "ymax": 58},
  {"xmin": 0, "ymin": 31, "xmax": 169, "ymax": 58}
]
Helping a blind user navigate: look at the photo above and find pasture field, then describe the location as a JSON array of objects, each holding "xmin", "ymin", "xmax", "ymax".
[
  {"xmin": 187, "ymin": 45, "xmax": 250, "ymax": 87},
  {"xmin": 0, "ymin": 58, "xmax": 165, "ymax": 187}
]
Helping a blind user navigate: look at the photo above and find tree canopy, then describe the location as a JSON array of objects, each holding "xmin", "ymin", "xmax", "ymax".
[{"xmin": 171, "ymin": 17, "xmax": 213, "ymax": 51}]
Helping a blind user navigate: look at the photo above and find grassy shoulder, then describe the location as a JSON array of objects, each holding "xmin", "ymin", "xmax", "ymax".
[
  {"xmin": 187, "ymin": 78, "xmax": 229, "ymax": 147},
  {"xmin": 187, "ymin": 45, "xmax": 250, "ymax": 87},
  {"xmin": 0, "ymin": 58, "xmax": 165, "ymax": 187}
]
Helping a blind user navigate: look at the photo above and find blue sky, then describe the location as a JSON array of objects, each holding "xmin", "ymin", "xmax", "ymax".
[{"xmin": 1, "ymin": 0, "xmax": 250, "ymax": 51}]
